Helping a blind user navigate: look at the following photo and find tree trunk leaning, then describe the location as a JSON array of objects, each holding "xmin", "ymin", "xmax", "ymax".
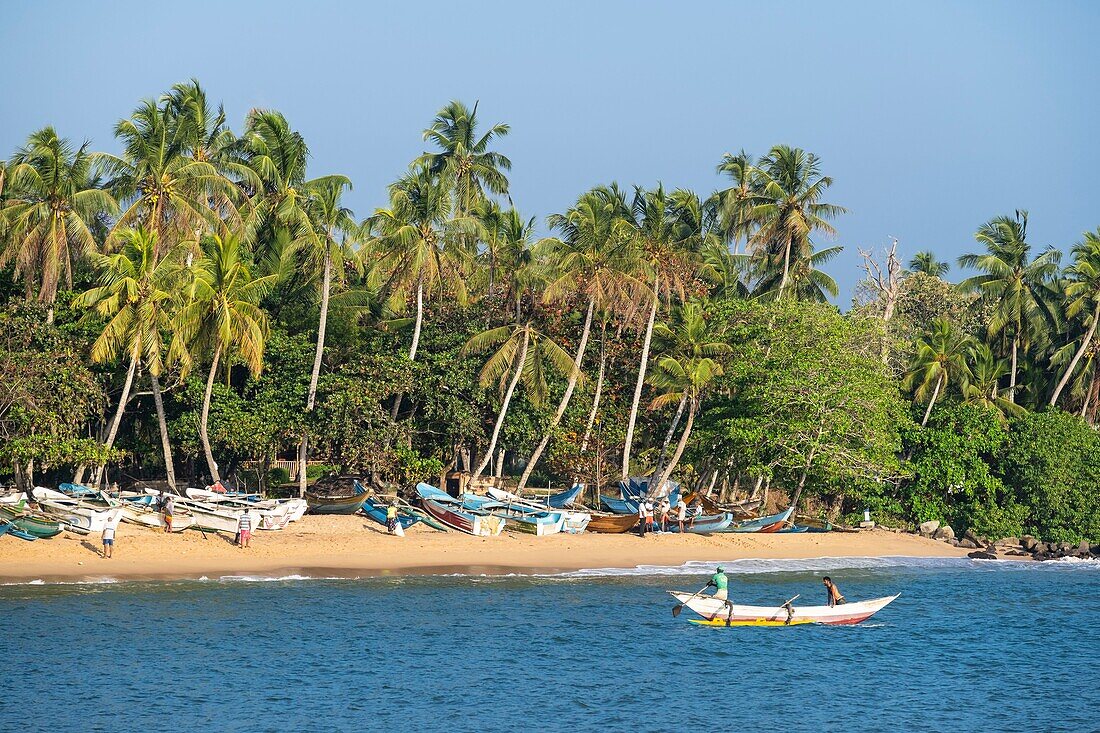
[
  {"xmin": 622, "ymin": 279, "xmax": 659, "ymax": 480},
  {"xmin": 200, "ymin": 346, "xmax": 223, "ymax": 482},
  {"xmin": 1050, "ymin": 302, "xmax": 1100, "ymax": 407},
  {"xmin": 472, "ymin": 328, "xmax": 529, "ymax": 481},
  {"xmin": 150, "ymin": 372, "xmax": 177, "ymax": 493},
  {"xmin": 94, "ymin": 354, "xmax": 139, "ymax": 486}
]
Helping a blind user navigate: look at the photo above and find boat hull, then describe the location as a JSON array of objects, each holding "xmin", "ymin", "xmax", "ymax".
[
  {"xmin": 586, "ymin": 513, "xmax": 639, "ymax": 533},
  {"xmin": 361, "ymin": 497, "xmax": 420, "ymax": 530},
  {"xmin": 662, "ymin": 513, "xmax": 733, "ymax": 533},
  {"xmin": 0, "ymin": 505, "xmax": 62, "ymax": 538},
  {"xmin": 416, "ymin": 484, "xmax": 504, "ymax": 536},
  {"xmin": 728, "ymin": 507, "xmax": 794, "ymax": 533},
  {"xmin": 305, "ymin": 484, "xmax": 369, "ymax": 515},
  {"xmin": 668, "ymin": 592, "xmax": 900, "ymax": 626}
]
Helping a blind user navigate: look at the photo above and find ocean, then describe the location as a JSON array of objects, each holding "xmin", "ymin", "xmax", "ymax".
[{"xmin": 2, "ymin": 556, "xmax": 1097, "ymax": 732}]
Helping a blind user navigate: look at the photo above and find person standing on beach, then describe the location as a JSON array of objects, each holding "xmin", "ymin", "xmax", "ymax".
[
  {"xmin": 237, "ymin": 510, "xmax": 252, "ymax": 548},
  {"xmin": 658, "ymin": 497, "xmax": 671, "ymax": 532},
  {"xmin": 386, "ymin": 502, "xmax": 399, "ymax": 534},
  {"xmin": 101, "ymin": 523, "xmax": 115, "ymax": 558},
  {"xmin": 163, "ymin": 495, "xmax": 174, "ymax": 533},
  {"xmin": 645, "ymin": 499, "xmax": 656, "ymax": 533},
  {"xmin": 823, "ymin": 577, "xmax": 846, "ymax": 606},
  {"xmin": 637, "ymin": 499, "xmax": 647, "ymax": 537},
  {"xmin": 676, "ymin": 496, "xmax": 687, "ymax": 533}
]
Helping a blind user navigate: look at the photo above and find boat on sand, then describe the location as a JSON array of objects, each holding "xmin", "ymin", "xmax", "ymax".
[
  {"xmin": 416, "ymin": 483, "xmax": 504, "ymax": 537},
  {"xmin": 668, "ymin": 591, "xmax": 899, "ymax": 626},
  {"xmin": 585, "ymin": 513, "xmax": 639, "ymax": 534}
]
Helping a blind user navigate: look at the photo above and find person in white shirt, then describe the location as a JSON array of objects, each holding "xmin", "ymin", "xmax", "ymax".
[
  {"xmin": 645, "ymin": 500, "xmax": 656, "ymax": 533},
  {"xmin": 101, "ymin": 523, "xmax": 115, "ymax": 558},
  {"xmin": 676, "ymin": 497, "xmax": 688, "ymax": 533},
  {"xmin": 637, "ymin": 499, "xmax": 647, "ymax": 537}
]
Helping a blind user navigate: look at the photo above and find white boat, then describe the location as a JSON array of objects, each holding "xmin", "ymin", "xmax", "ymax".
[
  {"xmin": 185, "ymin": 488, "xmax": 307, "ymax": 526},
  {"xmin": 668, "ymin": 591, "xmax": 900, "ymax": 626},
  {"xmin": 118, "ymin": 500, "xmax": 194, "ymax": 532},
  {"xmin": 485, "ymin": 488, "xmax": 591, "ymax": 534},
  {"xmin": 175, "ymin": 498, "xmax": 261, "ymax": 534},
  {"xmin": 0, "ymin": 491, "xmax": 27, "ymax": 505},
  {"xmin": 38, "ymin": 500, "xmax": 124, "ymax": 533}
]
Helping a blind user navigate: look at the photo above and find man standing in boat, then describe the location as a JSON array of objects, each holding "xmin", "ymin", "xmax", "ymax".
[
  {"xmin": 707, "ymin": 566, "xmax": 729, "ymax": 601},
  {"xmin": 823, "ymin": 577, "xmax": 846, "ymax": 606}
]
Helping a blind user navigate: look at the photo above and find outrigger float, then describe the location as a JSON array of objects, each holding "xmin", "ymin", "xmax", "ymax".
[{"xmin": 668, "ymin": 591, "xmax": 899, "ymax": 626}]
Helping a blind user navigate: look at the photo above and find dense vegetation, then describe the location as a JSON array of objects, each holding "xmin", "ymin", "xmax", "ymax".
[{"xmin": 2, "ymin": 81, "xmax": 1098, "ymax": 541}]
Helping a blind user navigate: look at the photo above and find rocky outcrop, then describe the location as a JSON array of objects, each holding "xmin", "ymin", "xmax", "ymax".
[
  {"xmin": 915, "ymin": 523, "xmax": 1097, "ymax": 563},
  {"xmin": 919, "ymin": 520, "xmax": 940, "ymax": 537}
]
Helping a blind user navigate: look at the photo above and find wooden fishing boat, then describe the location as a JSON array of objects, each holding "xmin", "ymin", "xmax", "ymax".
[
  {"xmin": 460, "ymin": 493, "xmax": 564, "ymax": 536},
  {"xmin": 684, "ymin": 492, "xmax": 761, "ymax": 520},
  {"xmin": 585, "ymin": 513, "xmax": 639, "ymax": 534},
  {"xmin": 0, "ymin": 503, "xmax": 62, "ymax": 538},
  {"xmin": 35, "ymin": 493, "xmax": 124, "ymax": 533},
  {"xmin": 361, "ymin": 495, "xmax": 420, "ymax": 530},
  {"xmin": 599, "ymin": 495, "xmax": 639, "ymax": 515},
  {"xmin": 663, "ymin": 512, "xmax": 734, "ymax": 534},
  {"xmin": 728, "ymin": 506, "xmax": 794, "ymax": 533},
  {"xmin": 546, "ymin": 484, "xmax": 584, "ymax": 509},
  {"xmin": 416, "ymin": 484, "xmax": 504, "ymax": 537},
  {"xmin": 305, "ymin": 480, "xmax": 369, "ymax": 515},
  {"xmin": 0, "ymin": 521, "xmax": 36, "ymax": 541},
  {"xmin": 486, "ymin": 488, "xmax": 591, "ymax": 533},
  {"xmin": 669, "ymin": 591, "xmax": 900, "ymax": 626},
  {"xmin": 119, "ymin": 496, "xmax": 194, "ymax": 532}
]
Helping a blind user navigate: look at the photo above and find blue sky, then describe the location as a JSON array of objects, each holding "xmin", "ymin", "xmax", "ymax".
[{"xmin": 2, "ymin": 0, "xmax": 1097, "ymax": 301}]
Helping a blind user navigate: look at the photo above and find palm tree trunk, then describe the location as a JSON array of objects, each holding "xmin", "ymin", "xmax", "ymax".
[
  {"xmin": 779, "ymin": 234, "xmax": 793, "ymax": 298},
  {"xmin": 1050, "ymin": 302, "xmax": 1100, "ymax": 407},
  {"xmin": 651, "ymin": 393, "xmax": 688, "ymax": 482},
  {"xmin": 150, "ymin": 372, "xmax": 176, "ymax": 493},
  {"xmin": 622, "ymin": 278, "xmax": 659, "ymax": 480},
  {"xmin": 299, "ymin": 252, "xmax": 332, "ymax": 497},
  {"xmin": 200, "ymin": 345, "xmax": 223, "ymax": 482},
  {"xmin": 93, "ymin": 355, "xmax": 139, "ymax": 485},
  {"xmin": 472, "ymin": 328, "xmax": 530, "ymax": 480},
  {"xmin": 580, "ymin": 320, "xmax": 607, "ymax": 452},
  {"xmin": 920, "ymin": 373, "xmax": 945, "ymax": 427},
  {"xmin": 517, "ymin": 297, "xmax": 595, "ymax": 490},
  {"xmin": 390, "ymin": 278, "xmax": 424, "ymax": 423},
  {"xmin": 1008, "ymin": 333, "xmax": 1019, "ymax": 403},
  {"xmin": 652, "ymin": 398, "xmax": 697, "ymax": 496}
]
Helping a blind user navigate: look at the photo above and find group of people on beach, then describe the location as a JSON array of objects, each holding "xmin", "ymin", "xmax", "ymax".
[{"xmin": 636, "ymin": 495, "xmax": 703, "ymax": 536}]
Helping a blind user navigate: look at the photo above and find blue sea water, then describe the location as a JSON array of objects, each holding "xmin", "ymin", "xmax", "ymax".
[{"xmin": 2, "ymin": 556, "xmax": 1098, "ymax": 733}]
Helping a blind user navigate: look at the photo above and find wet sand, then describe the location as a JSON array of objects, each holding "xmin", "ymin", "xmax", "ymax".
[{"xmin": 0, "ymin": 515, "xmax": 968, "ymax": 582}]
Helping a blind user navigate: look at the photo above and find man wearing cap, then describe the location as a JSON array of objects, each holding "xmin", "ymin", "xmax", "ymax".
[{"xmin": 706, "ymin": 566, "xmax": 729, "ymax": 601}]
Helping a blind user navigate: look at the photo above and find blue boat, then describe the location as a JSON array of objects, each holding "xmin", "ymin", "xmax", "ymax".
[
  {"xmin": 600, "ymin": 495, "xmax": 640, "ymax": 515},
  {"xmin": 416, "ymin": 484, "xmax": 505, "ymax": 536},
  {"xmin": 662, "ymin": 512, "xmax": 734, "ymax": 533},
  {"xmin": 729, "ymin": 507, "xmax": 794, "ymax": 533},
  {"xmin": 0, "ymin": 521, "xmax": 37, "ymax": 541},
  {"xmin": 546, "ymin": 484, "xmax": 583, "ymax": 509},
  {"xmin": 360, "ymin": 494, "xmax": 420, "ymax": 530}
]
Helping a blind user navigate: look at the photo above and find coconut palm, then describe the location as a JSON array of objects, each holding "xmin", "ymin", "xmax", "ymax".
[
  {"xmin": 99, "ymin": 98, "xmax": 242, "ymax": 251},
  {"xmin": 1050, "ymin": 229, "xmax": 1100, "ymax": 407},
  {"xmin": 712, "ymin": 150, "xmax": 758, "ymax": 252},
  {"xmin": 171, "ymin": 232, "xmax": 275, "ymax": 481},
  {"xmin": 904, "ymin": 317, "xmax": 973, "ymax": 426},
  {"xmin": 909, "ymin": 251, "xmax": 949, "ymax": 278},
  {"xmin": 295, "ymin": 177, "xmax": 357, "ymax": 495},
  {"xmin": 751, "ymin": 243, "xmax": 843, "ymax": 302},
  {"xmin": 2, "ymin": 127, "xmax": 117, "ymax": 315},
  {"xmin": 516, "ymin": 185, "xmax": 643, "ymax": 490},
  {"xmin": 964, "ymin": 342, "xmax": 1024, "ymax": 419},
  {"xmin": 620, "ymin": 185, "xmax": 703, "ymax": 481},
  {"xmin": 958, "ymin": 211, "xmax": 1061, "ymax": 403},
  {"xmin": 74, "ymin": 228, "xmax": 183, "ymax": 488},
  {"xmin": 416, "ymin": 100, "xmax": 511, "ymax": 216},
  {"xmin": 463, "ymin": 322, "xmax": 575, "ymax": 481},
  {"xmin": 747, "ymin": 146, "xmax": 846, "ymax": 299}
]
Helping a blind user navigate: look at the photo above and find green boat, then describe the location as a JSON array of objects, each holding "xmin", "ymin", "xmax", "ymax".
[{"xmin": 0, "ymin": 503, "xmax": 63, "ymax": 538}]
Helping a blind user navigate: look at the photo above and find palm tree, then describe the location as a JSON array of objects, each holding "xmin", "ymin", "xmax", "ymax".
[
  {"xmin": 370, "ymin": 165, "xmax": 483, "ymax": 421},
  {"xmin": 74, "ymin": 228, "xmax": 182, "ymax": 488},
  {"xmin": 295, "ymin": 178, "xmax": 357, "ymax": 495},
  {"xmin": 909, "ymin": 251, "xmax": 949, "ymax": 278},
  {"xmin": 462, "ymin": 322, "xmax": 575, "ymax": 481},
  {"xmin": 958, "ymin": 211, "xmax": 1060, "ymax": 403},
  {"xmin": 516, "ymin": 185, "xmax": 642, "ymax": 490},
  {"xmin": 1050, "ymin": 229, "xmax": 1100, "ymax": 407},
  {"xmin": 646, "ymin": 302, "xmax": 730, "ymax": 488},
  {"xmin": 747, "ymin": 146, "xmax": 846, "ymax": 298},
  {"xmin": 2, "ymin": 127, "xmax": 117, "ymax": 317},
  {"xmin": 904, "ymin": 317, "xmax": 973, "ymax": 426},
  {"xmin": 620, "ymin": 185, "xmax": 702, "ymax": 481},
  {"xmin": 172, "ymin": 232, "xmax": 275, "ymax": 481},
  {"xmin": 99, "ymin": 97, "xmax": 242, "ymax": 251},
  {"xmin": 965, "ymin": 342, "xmax": 1024, "ymax": 419},
  {"xmin": 712, "ymin": 150, "xmax": 758, "ymax": 252},
  {"xmin": 751, "ymin": 243, "xmax": 843, "ymax": 302},
  {"xmin": 416, "ymin": 100, "xmax": 511, "ymax": 216}
]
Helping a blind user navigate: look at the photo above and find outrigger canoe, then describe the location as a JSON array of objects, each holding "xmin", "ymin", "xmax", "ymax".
[
  {"xmin": 668, "ymin": 591, "xmax": 899, "ymax": 626},
  {"xmin": 728, "ymin": 506, "xmax": 793, "ymax": 533},
  {"xmin": 416, "ymin": 484, "xmax": 504, "ymax": 537},
  {"xmin": 361, "ymin": 495, "xmax": 420, "ymax": 531}
]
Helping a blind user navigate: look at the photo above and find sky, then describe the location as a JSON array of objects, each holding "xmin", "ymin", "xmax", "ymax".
[{"xmin": 2, "ymin": 0, "xmax": 1098, "ymax": 303}]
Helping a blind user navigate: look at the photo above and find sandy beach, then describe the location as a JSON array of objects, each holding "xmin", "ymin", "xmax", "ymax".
[{"xmin": 0, "ymin": 516, "xmax": 968, "ymax": 582}]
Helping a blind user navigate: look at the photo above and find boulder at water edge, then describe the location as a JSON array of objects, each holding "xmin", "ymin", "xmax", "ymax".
[
  {"xmin": 933, "ymin": 525, "xmax": 955, "ymax": 542},
  {"xmin": 967, "ymin": 550, "xmax": 998, "ymax": 560},
  {"xmin": 919, "ymin": 520, "xmax": 940, "ymax": 537},
  {"xmin": 958, "ymin": 538, "xmax": 979, "ymax": 549}
]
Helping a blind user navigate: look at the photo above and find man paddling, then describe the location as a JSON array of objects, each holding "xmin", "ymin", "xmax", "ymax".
[{"xmin": 706, "ymin": 566, "xmax": 729, "ymax": 601}]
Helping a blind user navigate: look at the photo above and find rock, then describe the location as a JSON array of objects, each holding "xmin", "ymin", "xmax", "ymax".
[
  {"xmin": 933, "ymin": 525, "xmax": 955, "ymax": 542},
  {"xmin": 1033, "ymin": 541, "xmax": 1049, "ymax": 555},
  {"xmin": 963, "ymin": 529, "xmax": 981, "ymax": 546},
  {"xmin": 1076, "ymin": 541, "xmax": 1090, "ymax": 557},
  {"xmin": 994, "ymin": 536, "xmax": 1019, "ymax": 547},
  {"xmin": 919, "ymin": 520, "xmax": 940, "ymax": 537},
  {"xmin": 958, "ymin": 538, "xmax": 979, "ymax": 549},
  {"xmin": 967, "ymin": 550, "xmax": 997, "ymax": 560},
  {"xmin": 1021, "ymin": 535, "xmax": 1038, "ymax": 552},
  {"xmin": 1006, "ymin": 550, "xmax": 1028, "ymax": 557}
]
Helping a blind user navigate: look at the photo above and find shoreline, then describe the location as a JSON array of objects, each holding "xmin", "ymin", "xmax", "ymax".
[{"xmin": 0, "ymin": 515, "xmax": 970, "ymax": 584}]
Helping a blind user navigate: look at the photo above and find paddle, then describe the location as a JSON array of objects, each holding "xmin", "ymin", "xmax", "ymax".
[
  {"xmin": 776, "ymin": 594, "xmax": 800, "ymax": 625},
  {"xmin": 672, "ymin": 584, "xmax": 712, "ymax": 617}
]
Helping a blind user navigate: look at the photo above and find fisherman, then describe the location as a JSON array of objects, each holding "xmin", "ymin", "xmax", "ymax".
[
  {"xmin": 706, "ymin": 566, "xmax": 729, "ymax": 601},
  {"xmin": 645, "ymin": 498, "xmax": 656, "ymax": 533},
  {"xmin": 386, "ymin": 502, "xmax": 399, "ymax": 534},
  {"xmin": 101, "ymin": 522, "xmax": 115, "ymax": 559},
  {"xmin": 237, "ymin": 510, "xmax": 252, "ymax": 548},
  {"xmin": 822, "ymin": 576, "xmax": 846, "ymax": 607},
  {"xmin": 162, "ymin": 495, "xmax": 175, "ymax": 533},
  {"xmin": 689, "ymin": 496, "xmax": 703, "ymax": 528},
  {"xmin": 637, "ymin": 498, "xmax": 647, "ymax": 537},
  {"xmin": 658, "ymin": 497, "xmax": 671, "ymax": 532},
  {"xmin": 676, "ymin": 495, "xmax": 688, "ymax": 533}
]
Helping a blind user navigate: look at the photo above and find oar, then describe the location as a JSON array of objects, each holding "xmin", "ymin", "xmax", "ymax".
[
  {"xmin": 776, "ymin": 594, "xmax": 800, "ymax": 625},
  {"xmin": 672, "ymin": 585, "xmax": 711, "ymax": 617}
]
